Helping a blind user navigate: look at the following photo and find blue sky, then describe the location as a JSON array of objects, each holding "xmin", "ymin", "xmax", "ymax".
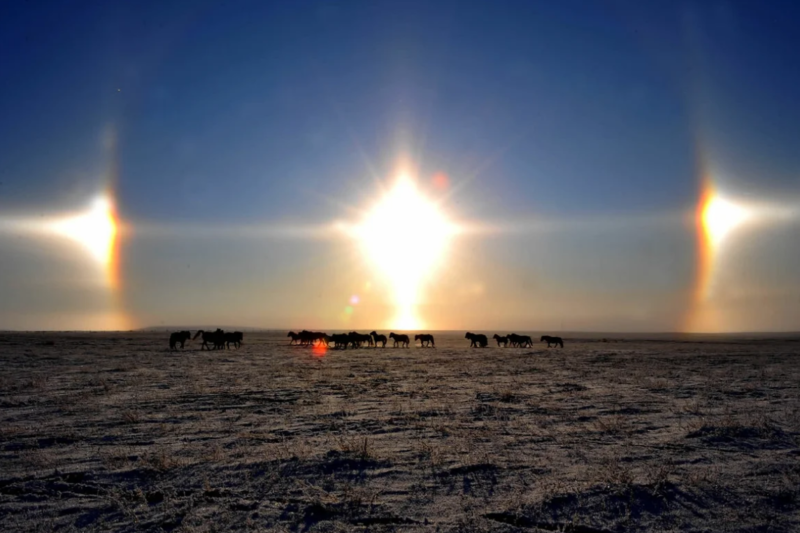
[{"xmin": 1, "ymin": 0, "xmax": 799, "ymax": 331}]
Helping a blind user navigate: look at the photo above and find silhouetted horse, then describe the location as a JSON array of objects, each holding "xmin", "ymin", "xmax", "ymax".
[
  {"xmin": 169, "ymin": 331, "xmax": 191, "ymax": 350},
  {"xmin": 415, "ymin": 334, "xmax": 435, "ymax": 347},
  {"xmin": 287, "ymin": 331, "xmax": 302, "ymax": 345},
  {"xmin": 541, "ymin": 335, "xmax": 564, "ymax": 348},
  {"xmin": 349, "ymin": 332, "xmax": 373, "ymax": 348},
  {"xmin": 508, "ymin": 333, "xmax": 530, "ymax": 348},
  {"xmin": 306, "ymin": 331, "xmax": 327, "ymax": 345},
  {"xmin": 330, "ymin": 333, "xmax": 349, "ymax": 349},
  {"xmin": 370, "ymin": 331, "xmax": 387, "ymax": 348},
  {"xmin": 193, "ymin": 329, "xmax": 224, "ymax": 350},
  {"xmin": 518, "ymin": 335, "xmax": 533, "ymax": 347},
  {"xmin": 225, "ymin": 331, "xmax": 243, "ymax": 349},
  {"xmin": 492, "ymin": 334, "xmax": 508, "ymax": 347},
  {"xmin": 465, "ymin": 332, "xmax": 488, "ymax": 347},
  {"xmin": 389, "ymin": 332, "xmax": 410, "ymax": 348},
  {"xmin": 299, "ymin": 330, "xmax": 314, "ymax": 345}
]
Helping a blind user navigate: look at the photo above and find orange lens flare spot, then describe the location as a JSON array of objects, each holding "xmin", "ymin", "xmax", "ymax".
[{"xmin": 312, "ymin": 343, "xmax": 328, "ymax": 357}]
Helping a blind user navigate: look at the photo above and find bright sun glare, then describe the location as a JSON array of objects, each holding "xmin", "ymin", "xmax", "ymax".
[
  {"xmin": 702, "ymin": 194, "xmax": 752, "ymax": 248},
  {"xmin": 354, "ymin": 175, "xmax": 456, "ymax": 329},
  {"xmin": 50, "ymin": 195, "xmax": 118, "ymax": 266}
]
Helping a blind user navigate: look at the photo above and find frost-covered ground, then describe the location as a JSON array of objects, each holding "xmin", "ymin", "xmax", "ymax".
[{"xmin": 1, "ymin": 331, "xmax": 799, "ymax": 532}]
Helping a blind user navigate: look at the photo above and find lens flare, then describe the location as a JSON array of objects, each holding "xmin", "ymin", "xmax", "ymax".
[
  {"xmin": 312, "ymin": 342, "xmax": 328, "ymax": 358},
  {"xmin": 352, "ymin": 174, "xmax": 457, "ymax": 329}
]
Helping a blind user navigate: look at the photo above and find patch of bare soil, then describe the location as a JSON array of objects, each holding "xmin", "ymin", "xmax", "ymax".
[{"xmin": 1, "ymin": 331, "xmax": 799, "ymax": 531}]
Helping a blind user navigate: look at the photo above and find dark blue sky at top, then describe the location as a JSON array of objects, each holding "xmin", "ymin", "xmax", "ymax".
[{"xmin": 2, "ymin": 0, "xmax": 800, "ymax": 224}]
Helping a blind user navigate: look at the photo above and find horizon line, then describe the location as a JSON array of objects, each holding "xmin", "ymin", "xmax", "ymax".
[{"xmin": 2, "ymin": 327, "xmax": 800, "ymax": 337}]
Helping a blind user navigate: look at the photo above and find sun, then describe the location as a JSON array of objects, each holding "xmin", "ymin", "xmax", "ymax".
[{"xmin": 353, "ymin": 175, "xmax": 457, "ymax": 329}]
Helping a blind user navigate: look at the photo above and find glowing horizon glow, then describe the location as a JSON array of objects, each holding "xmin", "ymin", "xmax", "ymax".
[{"xmin": 351, "ymin": 174, "xmax": 458, "ymax": 329}]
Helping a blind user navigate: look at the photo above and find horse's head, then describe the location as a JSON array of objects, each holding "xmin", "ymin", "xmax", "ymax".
[
  {"xmin": 287, "ymin": 331, "xmax": 295, "ymax": 337},
  {"xmin": 540, "ymin": 336, "xmax": 546, "ymax": 341},
  {"xmin": 370, "ymin": 331, "xmax": 377, "ymax": 336},
  {"xmin": 414, "ymin": 334, "xmax": 420, "ymax": 340},
  {"xmin": 492, "ymin": 334, "xmax": 498, "ymax": 339},
  {"xmin": 465, "ymin": 332, "xmax": 472, "ymax": 339}
]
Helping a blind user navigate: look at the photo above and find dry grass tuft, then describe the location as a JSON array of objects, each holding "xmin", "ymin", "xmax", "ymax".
[
  {"xmin": 121, "ymin": 409, "xmax": 142, "ymax": 424},
  {"xmin": 336, "ymin": 435, "xmax": 373, "ymax": 459}
]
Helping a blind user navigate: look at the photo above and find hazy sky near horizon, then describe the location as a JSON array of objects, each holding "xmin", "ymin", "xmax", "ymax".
[{"xmin": 1, "ymin": 0, "xmax": 800, "ymax": 332}]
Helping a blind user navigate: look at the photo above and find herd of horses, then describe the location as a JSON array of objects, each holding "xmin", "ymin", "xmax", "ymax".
[
  {"xmin": 468, "ymin": 332, "xmax": 564, "ymax": 348},
  {"xmin": 286, "ymin": 330, "xmax": 429, "ymax": 349},
  {"xmin": 168, "ymin": 329, "xmax": 244, "ymax": 350},
  {"xmin": 169, "ymin": 328, "xmax": 564, "ymax": 351},
  {"xmin": 288, "ymin": 330, "xmax": 564, "ymax": 349}
]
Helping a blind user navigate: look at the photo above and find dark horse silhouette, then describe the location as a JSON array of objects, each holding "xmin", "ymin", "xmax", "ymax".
[
  {"xmin": 492, "ymin": 334, "xmax": 508, "ymax": 347},
  {"xmin": 169, "ymin": 331, "xmax": 191, "ymax": 350},
  {"xmin": 330, "ymin": 333, "xmax": 350, "ymax": 349},
  {"xmin": 193, "ymin": 329, "xmax": 225, "ymax": 350},
  {"xmin": 518, "ymin": 335, "xmax": 533, "ymax": 347},
  {"xmin": 225, "ymin": 331, "xmax": 243, "ymax": 349},
  {"xmin": 288, "ymin": 331, "xmax": 328, "ymax": 346},
  {"xmin": 507, "ymin": 333, "xmax": 533, "ymax": 347},
  {"xmin": 389, "ymin": 332, "xmax": 410, "ymax": 348},
  {"xmin": 349, "ymin": 332, "xmax": 373, "ymax": 348},
  {"xmin": 415, "ymin": 334, "xmax": 435, "ymax": 347},
  {"xmin": 370, "ymin": 331, "xmax": 387, "ymax": 348},
  {"xmin": 465, "ymin": 332, "xmax": 488, "ymax": 347},
  {"xmin": 541, "ymin": 335, "xmax": 564, "ymax": 348}
]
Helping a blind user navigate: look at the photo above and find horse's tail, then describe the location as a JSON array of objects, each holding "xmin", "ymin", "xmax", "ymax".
[{"xmin": 193, "ymin": 330, "xmax": 204, "ymax": 340}]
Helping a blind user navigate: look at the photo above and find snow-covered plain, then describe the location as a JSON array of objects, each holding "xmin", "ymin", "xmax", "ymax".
[{"xmin": 1, "ymin": 331, "xmax": 799, "ymax": 532}]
